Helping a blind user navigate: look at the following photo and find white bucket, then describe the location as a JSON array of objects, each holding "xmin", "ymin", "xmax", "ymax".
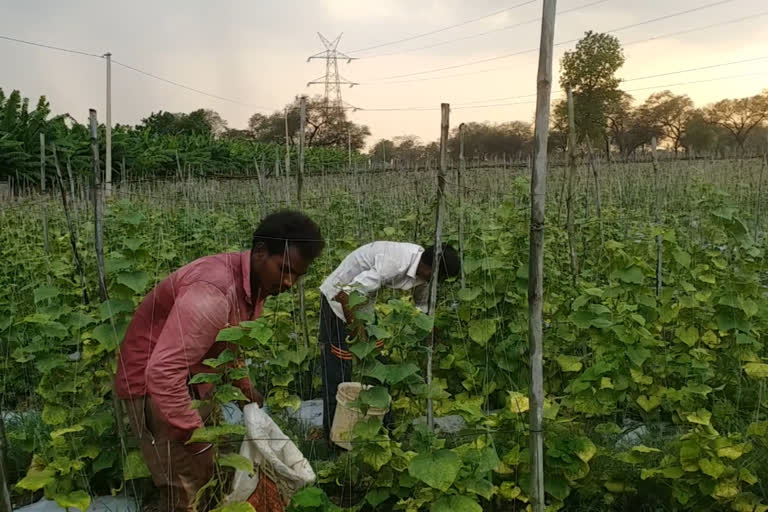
[{"xmin": 330, "ymin": 382, "xmax": 390, "ymax": 450}]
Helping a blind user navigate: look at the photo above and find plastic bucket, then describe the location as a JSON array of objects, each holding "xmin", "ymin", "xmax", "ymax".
[{"xmin": 330, "ymin": 382, "xmax": 389, "ymax": 450}]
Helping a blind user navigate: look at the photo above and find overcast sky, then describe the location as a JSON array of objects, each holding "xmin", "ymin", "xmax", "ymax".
[{"xmin": 1, "ymin": 0, "xmax": 766, "ymax": 146}]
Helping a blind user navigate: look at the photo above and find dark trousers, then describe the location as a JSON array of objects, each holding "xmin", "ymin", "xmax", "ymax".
[
  {"xmin": 319, "ymin": 295, "xmax": 352, "ymax": 435},
  {"xmin": 318, "ymin": 295, "xmax": 393, "ymax": 436}
]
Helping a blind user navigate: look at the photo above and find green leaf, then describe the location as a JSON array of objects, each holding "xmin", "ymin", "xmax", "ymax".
[
  {"xmin": 291, "ymin": 487, "xmax": 326, "ymax": 508},
  {"xmin": 409, "ymin": 450, "xmax": 462, "ymax": 491},
  {"xmin": 615, "ymin": 266, "xmax": 644, "ymax": 284},
  {"xmin": 626, "ymin": 346, "xmax": 651, "ymax": 367},
  {"xmin": 468, "ymin": 318, "xmax": 496, "ymax": 346},
  {"xmin": 360, "ymin": 440, "xmax": 392, "ymax": 471},
  {"xmin": 211, "ymin": 503, "xmax": 256, "ymax": 512},
  {"xmin": 218, "ymin": 453, "xmax": 254, "ymax": 475},
  {"xmin": 365, "ymin": 488, "xmax": 390, "ymax": 507},
  {"xmin": 92, "ymin": 322, "xmax": 127, "ymax": 351},
  {"xmin": 712, "ymin": 480, "xmax": 740, "ymax": 499},
  {"xmin": 463, "ymin": 478, "xmax": 496, "ymax": 500},
  {"xmin": 214, "ymin": 384, "xmax": 248, "ymax": 403},
  {"xmin": 545, "ymin": 476, "xmax": 571, "ymax": 500},
  {"xmin": 204, "ymin": 349, "xmax": 236, "ymax": 368},
  {"xmin": 15, "ymin": 466, "xmax": 55, "ymax": 491},
  {"xmin": 662, "ymin": 466, "xmax": 684, "ymax": 479},
  {"xmin": 631, "ymin": 445, "xmax": 661, "ymax": 453},
  {"xmin": 55, "ymin": 490, "xmax": 91, "ymax": 512},
  {"xmin": 637, "ymin": 395, "xmax": 661, "ymax": 412},
  {"xmin": 98, "ymin": 299, "xmax": 135, "ymax": 321},
  {"xmin": 216, "ymin": 327, "xmax": 245, "ymax": 342},
  {"xmin": 42, "ymin": 405, "xmax": 68, "ymax": 426},
  {"xmin": 359, "ymin": 386, "xmax": 390, "ymax": 409},
  {"xmin": 556, "ymin": 355, "xmax": 582, "ymax": 372},
  {"xmin": 744, "ymin": 363, "xmax": 768, "ymax": 379},
  {"xmin": 117, "ymin": 271, "xmax": 150, "ymax": 293},
  {"xmin": 383, "ymin": 363, "xmax": 420, "ymax": 384},
  {"xmin": 675, "ymin": 326, "xmax": 698, "ymax": 347},
  {"xmin": 413, "ymin": 312, "xmax": 434, "ymax": 332},
  {"xmin": 430, "ymin": 495, "xmax": 482, "ymax": 512},
  {"xmin": 188, "ymin": 424, "xmax": 246, "ymax": 443},
  {"xmin": 739, "ymin": 468, "xmax": 758, "ymax": 485},
  {"xmin": 457, "ymin": 288, "xmax": 481, "ymax": 301},
  {"xmin": 573, "ymin": 437, "xmax": 597, "ymax": 463},
  {"xmin": 123, "ymin": 450, "xmax": 152, "ymax": 480},
  {"xmin": 34, "ymin": 286, "xmax": 60, "ymax": 302},
  {"xmin": 352, "ymin": 417, "xmax": 382, "ymax": 439},
  {"xmin": 508, "ymin": 391, "xmax": 530, "ymax": 413},
  {"xmin": 673, "ymin": 249, "xmax": 691, "ymax": 268},
  {"xmin": 349, "ymin": 340, "xmax": 378, "ymax": 360},
  {"xmin": 247, "ymin": 322, "xmax": 274, "ymax": 344},
  {"xmin": 367, "ymin": 324, "xmax": 392, "ymax": 340},
  {"xmin": 348, "ymin": 291, "xmax": 368, "ymax": 308},
  {"xmin": 698, "ymin": 458, "xmax": 725, "ymax": 479},
  {"xmin": 189, "ymin": 372, "xmax": 221, "ymax": 385},
  {"xmin": 686, "ymin": 409, "xmax": 712, "ymax": 426}
]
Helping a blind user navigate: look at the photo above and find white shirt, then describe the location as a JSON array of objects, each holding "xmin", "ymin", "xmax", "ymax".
[{"xmin": 320, "ymin": 241, "xmax": 429, "ymax": 322}]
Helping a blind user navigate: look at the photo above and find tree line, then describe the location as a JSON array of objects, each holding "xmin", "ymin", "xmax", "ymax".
[{"xmin": 368, "ymin": 31, "xmax": 768, "ymax": 165}]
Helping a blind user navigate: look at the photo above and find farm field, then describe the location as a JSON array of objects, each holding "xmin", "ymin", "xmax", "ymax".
[{"xmin": 2, "ymin": 156, "xmax": 767, "ymax": 512}]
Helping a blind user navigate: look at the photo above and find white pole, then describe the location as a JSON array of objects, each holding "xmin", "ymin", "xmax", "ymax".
[{"xmin": 105, "ymin": 52, "xmax": 112, "ymax": 196}]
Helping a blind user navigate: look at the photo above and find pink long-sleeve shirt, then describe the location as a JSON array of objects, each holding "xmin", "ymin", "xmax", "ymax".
[{"xmin": 115, "ymin": 250, "xmax": 263, "ymax": 435}]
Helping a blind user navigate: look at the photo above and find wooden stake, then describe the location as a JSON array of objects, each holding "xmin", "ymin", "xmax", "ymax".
[
  {"xmin": 458, "ymin": 122, "xmax": 466, "ymax": 289},
  {"xmin": 297, "ymin": 97, "xmax": 309, "ymax": 349},
  {"xmin": 650, "ymin": 136, "xmax": 663, "ymax": 296},
  {"xmin": 0, "ymin": 403, "xmax": 11, "ymax": 512},
  {"xmin": 40, "ymin": 133, "xmax": 50, "ymax": 258},
  {"xmin": 529, "ymin": 2, "xmax": 557, "ymax": 511},
  {"xmin": 585, "ymin": 136, "xmax": 604, "ymax": 245},
  {"xmin": 53, "ymin": 144, "xmax": 89, "ymax": 304},
  {"xmin": 566, "ymin": 86, "xmax": 579, "ymax": 285},
  {"xmin": 426, "ymin": 103, "xmax": 450, "ymax": 432},
  {"xmin": 298, "ymin": 96, "xmax": 306, "ymax": 209},
  {"xmin": 90, "ymin": 110, "xmax": 108, "ymax": 302}
]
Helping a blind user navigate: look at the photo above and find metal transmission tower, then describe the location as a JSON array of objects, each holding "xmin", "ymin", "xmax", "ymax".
[{"xmin": 307, "ymin": 33, "xmax": 357, "ymax": 110}]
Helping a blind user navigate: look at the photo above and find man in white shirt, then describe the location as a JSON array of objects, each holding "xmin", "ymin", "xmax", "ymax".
[{"xmin": 318, "ymin": 241, "xmax": 461, "ymax": 438}]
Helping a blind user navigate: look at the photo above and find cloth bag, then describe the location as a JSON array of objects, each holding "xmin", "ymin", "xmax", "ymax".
[{"xmin": 225, "ymin": 404, "xmax": 315, "ymax": 508}]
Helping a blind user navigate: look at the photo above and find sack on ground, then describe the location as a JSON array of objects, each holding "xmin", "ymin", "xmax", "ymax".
[{"xmin": 225, "ymin": 403, "xmax": 315, "ymax": 506}]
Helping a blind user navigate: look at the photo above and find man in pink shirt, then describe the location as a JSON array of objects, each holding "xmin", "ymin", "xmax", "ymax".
[{"xmin": 115, "ymin": 210, "xmax": 324, "ymax": 512}]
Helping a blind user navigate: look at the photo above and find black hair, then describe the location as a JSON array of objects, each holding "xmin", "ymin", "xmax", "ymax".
[
  {"xmin": 421, "ymin": 244, "xmax": 461, "ymax": 280},
  {"xmin": 252, "ymin": 210, "xmax": 324, "ymax": 261}
]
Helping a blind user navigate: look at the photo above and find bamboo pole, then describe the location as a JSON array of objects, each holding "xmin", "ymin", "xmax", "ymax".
[
  {"xmin": 585, "ymin": 135, "xmax": 604, "ymax": 245},
  {"xmin": 40, "ymin": 133, "xmax": 50, "ymax": 258},
  {"xmin": 754, "ymin": 152, "xmax": 766, "ymax": 242},
  {"xmin": 458, "ymin": 122, "xmax": 466, "ymax": 289},
  {"xmin": 529, "ymin": 2, "xmax": 557, "ymax": 511},
  {"xmin": 90, "ymin": 110, "xmax": 108, "ymax": 303},
  {"xmin": 52, "ymin": 144, "xmax": 89, "ymax": 304},
  {"xmin": 566, "ymin": 86, "xmax": 579, "ymax": 285},
  {"xmin": 426, "ymin": 103, "xmax": 450, "ymax": 433},
  {"xmin": 650, "ymin": 137, "xmax": 663, "ymax": 296},
  {"xmin": 297, "ymin": 96, "xmax": 309, "ymax": 349}
]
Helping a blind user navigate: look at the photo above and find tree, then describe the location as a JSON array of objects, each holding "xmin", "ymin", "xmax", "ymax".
[
  {"xmin": 560, "ymin": 31, "xmax": 626, "ymax": 144},
  {"xmin": 248, "ymin": 95, "xmax": 370, "ymax": 151},
  {"xmin": 447, "ymin": 121, "xmax": 532, "ymax": 161},
  {"xmin": 705, "ymin": 92, "xmax": 768, "ymax": 153},
  {"xmin": 641, "ymin": 91, "xmax": 694, "ymax": 155},
  {"xmin": 681, "ymin": 110, "xmax": 720, "ymax": 156},
  {"xmin": 138, "ymin": 109, "xmax": 227, "ymax": 137}
]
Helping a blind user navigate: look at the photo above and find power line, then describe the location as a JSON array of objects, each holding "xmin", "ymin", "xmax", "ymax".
[
  {"xmin": 348, "ymin": 0, "xmax": 538, "ymax": 54},
  {"xmin": 356, "ymin": 6, "xmax": 768, "ymax": 86},
  {"xmin": 360, "ymin": 0, "xmax": 612, "ymax": 59},
  {"xmin": 353, "ymin": 69, "xmax": 768, "ymax": 112},
  {"xmin": 0, "ymin": 34, "xmax": 102, "ymax": 58},
  {"xmin": 111, "ymin": 59, "xmax": 272, "ymax": 110},
  {"xmin": 363, "ymin": 0, "xmax": 736, "ymax": 82},
  {"xmin": 450, "ymin": 54, "xmax": 768, "ymax": 106}
]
